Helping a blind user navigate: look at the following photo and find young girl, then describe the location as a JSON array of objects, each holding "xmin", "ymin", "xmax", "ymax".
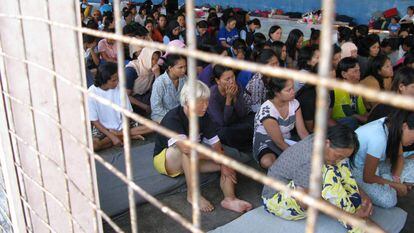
[
  {"xmin": 360, "ymin": 55, "xmax": 393, "ymax": 111},
  {"xmin": 240, "ymin": 18, "xmax": 261, "ymax": 47},
  {"xmin": 163, "ymin": 21, "xmax": 184, "ymax": 44},
  {"xmin": 267, "ymin": 25, "xmax": 282, "ymax": 44},
  {"xmin": 331, "ymin": 57, "xmax": 367, "ymax": 129},
  {"xmin": 262, "ymin": 124, "xmax": 373, "ymax": 233},
  {"xmin": 157, "ymin": 14, "xmax": 168, "ymax": 36},
  {"xmin": 88, "ymin": 63, "xmax": 152, "ymax": 151},
  {"xmin": 253, "ymin": 78, "xmax": 309, "ymax": 169},
  {"xmin": 285, "ymin": 29, "xmax": 304, "ymax": 69},
  {"xmin": 207, "ymin": 65, "xmax": 253, "ymax": 151},
  {"xmin": 125, "ymin": 47, "xmax": 161, "ymax": 116},
  {"xmin": 244, "ymin": 49, "xmax": 279, "ymax": 113},
  {"xmin": 218, "ymin": 17, "xmax": 239, "ymax": 48},
  {"xmin": 269, "ymin": 41, "xmax": 287, "ymax": 68},
  {"xmin": 150, "ymin": 54, "xmax": 187, "ymax": 122},
  {"xmin": 145, "ymin": 19, "xmax": 163, "ymax": 43},
  {"xmin": 352, "ymin": 110, "xmax": 414, "ymax": 208},
  {"xmin": 176, "ymin": 14, "xmax": 186, "ymax": 32}
]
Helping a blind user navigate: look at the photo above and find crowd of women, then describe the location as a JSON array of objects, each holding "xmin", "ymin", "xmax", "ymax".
[{"xmin": 81, "ymin": 1, "xmax": 414, "ymax": 231}]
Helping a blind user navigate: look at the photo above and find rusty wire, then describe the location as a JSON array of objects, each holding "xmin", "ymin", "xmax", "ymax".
[{"xmin": 0, "ymin": 50, "xmax": 385, "ymax": 232}]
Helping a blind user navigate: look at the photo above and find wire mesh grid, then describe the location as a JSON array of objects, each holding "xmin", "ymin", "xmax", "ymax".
[{"xmin": 0, "ymin": 0, "xmax": 411, "ymax": 233}]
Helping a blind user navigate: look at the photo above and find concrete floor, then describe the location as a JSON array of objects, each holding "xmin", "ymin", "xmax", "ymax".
[{"xmin": 102, "ymin": 160, "xmax": 414, "ymax": 233}]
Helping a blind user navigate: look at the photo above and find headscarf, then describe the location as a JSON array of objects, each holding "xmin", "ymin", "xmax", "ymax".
[
  {"xmin": 341, "ymin": 42, "xmax": 358, "ymax": 59},
  {"xmin": 126, "ymin": 47, "xmax": 161, "ymax": 95}
]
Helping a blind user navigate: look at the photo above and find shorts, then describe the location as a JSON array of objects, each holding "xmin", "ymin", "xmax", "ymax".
[
  {"xmin": 252, "ymin": 133, "xmax": 283, "ymax": 163},
  {"xmin": 91, "ymin": 120, "xmax": 139, "ymax": 139},
  {"xmin": 153, "ymin": 147, "xmax": 183, "ymax": 178}
]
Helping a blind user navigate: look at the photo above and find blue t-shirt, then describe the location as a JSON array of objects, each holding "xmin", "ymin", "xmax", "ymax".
[
  {"xmin": 217, "ymin": 27, "xmax": 239, "ymax": 46},
  {"xmin": 237, "ymin": 70, "xmax": 253, "ymax": 89},
  {"xmin": 388, "ymin": 23, "xmax": 400, "ymax": 33},
  {"xmin": 354, "ymin": 118, "xmax": 388, "ymax": 169}
]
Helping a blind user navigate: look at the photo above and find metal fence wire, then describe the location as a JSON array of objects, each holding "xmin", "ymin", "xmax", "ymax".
[{"xmin": 1, "ymin": 0, "xmax": 413, "ymax": 233}]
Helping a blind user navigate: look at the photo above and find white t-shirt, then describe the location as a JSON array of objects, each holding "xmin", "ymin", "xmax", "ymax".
[
  {"xmin": 88, "ymin": 85, "xmax": 133, "ymax": 131},
  {"xmin": 254, "ymin": 99, "xmax": 300, "ymax": 139},
  {"xmin": 400, "ymin": 14, "xmax": 414, "ymax": 23},
  {"xmin": 353, "ymin": 117, "xmax": 388, "ymax": 169}
]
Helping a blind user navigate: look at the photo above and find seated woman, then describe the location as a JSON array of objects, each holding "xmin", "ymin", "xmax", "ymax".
[
  {"xmin": 369, "ymin": 67, "xmax": 414, "ymax": 122},
  {"xmin": 207, "ymin": 65, "xmax": 253, "ymax": 152},
  {"xmin": 150, "ymin": 54, "xmax": 187, "ymax": 122},
  {"xmin": 351, "ymin": 110, "xmax": 414, "ymax": 208},
  {"xmin": 285, "ymin": 29, "xmax": 304, "ymax": 69},
  {"xmin": 153, "ymin": 80, "xmax": 252, "ymax": 213},
  {"xmin": 88, "ymin": 63, "xmax": 152, "ymax": 151},
  {"xmin": 360, "ymin": 54, "xmax": 393, "ymax": 111},
  {"xmin": 244, "ymin": 49, "xmax": 279, "ymax": 113},
  {"xmin": 269, "ymin": 41, "xmax": 287, "ymax": 68},
  {"xmin": 97, "ymin": 29, "xmax": 117, "ymax": 63},
  {"xmin": 253, "ymin": 78, "xmax": 309, "ymax": 169},
  {"xmin": 125, "ymin": 47, "xmax": 161, "ymax": 116},
  {"xmin": 330, "ymin": 57, "xmax": 368, "ymax": 130},
  {"xmin": 295, "ymin": 45, "xmax": 320, "ymax": 92},
  {"xmin": 262, "ymin": 124, "xmax": 374, "ymax": 233},
  {"xmin": 163, "ymin": 21, "xmax": 184, "ymax": 45}
]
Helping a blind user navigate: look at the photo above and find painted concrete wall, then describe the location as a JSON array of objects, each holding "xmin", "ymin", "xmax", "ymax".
[{"xmin": 148, "ymin": 0, "xmax": 413, "ymax": 24}]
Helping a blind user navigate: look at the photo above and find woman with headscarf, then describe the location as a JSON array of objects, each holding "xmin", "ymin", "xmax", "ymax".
[
  {"xmin": 341, "ymin": 42, "xmax": 358, "ymax": 59},
  {"xmin": 125, "ymin": 47, "xmax": 162, "ymax": 116},
  {"xmin": 163, "ymin": 21, "xmax": 184, "ymax": 44}
]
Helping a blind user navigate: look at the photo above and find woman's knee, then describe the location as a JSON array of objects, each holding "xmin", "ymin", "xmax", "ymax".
[
  {"xmin": 260, "ymin": 154, "xmax": 276, "ymax": 169},
  {"xmin": 372, "ymin": 190, "xmax": 397, "ymax": 208}
]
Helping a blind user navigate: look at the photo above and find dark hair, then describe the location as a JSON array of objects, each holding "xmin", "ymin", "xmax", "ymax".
[
  {"xmin": 366, "ymin": 54, "xmax": 390, "ymax": 89},
  {"xmin": 367, "ymin": 33, "xmax": 380, "ymax": 44},
  {"xmin": 134, "ymin": 26, "xmax": 149, "ymax": 37},
  {"xmin": 408, "ymin": 6, "xmax": 414, "ymax": 11},
  {"xmin": 248, "ymin": 18, "xmax": 261, "ymax": 27},
  {"xmin": 391, "ymin": 67, "xmax": 414, "ymax": 92},
  {"xmin": 255, "ymin": 49, "xmax": 277, "ymax": 64},
  {"xmin": 268, "ymin": 25, "xmax": 282, "ymax": 39},
  {"xmin": 83, "ymin": 34, "xmax": 96, "ymax": 44},
  {"xmin": 358, "ymin": 37, "xmax": 379, "ymax": 57},
  {"xmin": 336, "ymin": 57, "xmax": 359, "ymax": 79},
  {"xmin": 103, "ymin": 15, "xmax": 114, "ymax": 31},
  {"xmin": 213, "ymin": 65, "xmax": 234, "ymax": 80},
  {"xmin": 286, "ymin": 29, "xmax": 304, "ymax": 60},
  {"xmin": 352, "ymin": 24, "xmax": 369, "ymax": 41},
  {"xmin": 266, "ymin": 78, "xmax": 288, "ymax": 99},
  {"xmin": 269, "ymin": 41, "xmax": 286, "ymax": 66},
  {"xmin": 86, "ymin": 20, "xmax": 99, "ymax": 30},
  {"xmin": 297, "ymin": 45, "xmax": 319, "ymax": 71},
  {"xmin": 159, "ymin": 14, "xmax": 167, "ymax": 20},
  {"xmin": 123, "ymin": 24, "xmax": 136, "ymax": 35},
  {"xmin": 138, "ymin": 5, "xmax": 147, "ymax": 15},
  {"xmin": 207, "ymin": 12, "xmax": 220, "ymax": 30},
  {"xmin": 235, "ymin": 10, "xmax": 249, "ymax": 30},
  {"xmin": 404, "ymin": 52, "xmax": 414, "ymax": 67},
  {"xmin": 333, "ymin": 44, "xmax": 342, "ymax": 55},
  {"xmin": 94, "ymin": 63, "xmax": 117, "ymax": 87},
  {"xmin": 197, "ymin": 20, "xmax": 208, "ymax": 29},
  {"xmin": 402, "ymin": 35, "xmax": 414, "ymax": 49},
  {"xmin": 384, "ymin": 110, "xmax": 414, "ymax": 169},
  {"xmin": 327, "ymin": 124, "xmax": 360, "ymax": 167},
  {"xmin": 123, "ymin": 10, "xmax": 132, "ymax": 19},
  {"xmin": 221, "ymin": 8, "xmax": 235, "ymax": 25},
  {"xmin": 310, "ymin": 28, "xmax": 321, "ymax": 43},
  {"xmin": 145, "ymin": 19, "xmax": 154, "ymax": 27},
  {"xmin": 166, "ymin": 54, "xmax": 186, "ymax": 68},
  {"xmin": 226, "ymin": 17, "xmax": 237, "ymax": 25},
  {"xmin": 251, "ymin": 33, "xmax": 267, "ymax": 59},
  {"xmin": 166, "ymin": 21, "xmax": 181, "ymax": 40},
  {"xmin": 232, "ymin": 38, "xmax": 247, "ymax": 51},
  {"xmin": 338, "ymin": 26, "xmax": 352, "ymax": 44},
  {"xmin": 380, "ymin": 38, "xmax": 391, "ymax": 49}
]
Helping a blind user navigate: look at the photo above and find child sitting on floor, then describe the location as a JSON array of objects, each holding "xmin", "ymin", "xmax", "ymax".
[{"xmin": 88, "ymin": 63, "xmax": 152, "ymax": 151}]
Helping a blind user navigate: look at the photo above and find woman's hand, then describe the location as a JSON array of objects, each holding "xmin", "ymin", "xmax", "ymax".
[{"xmin": 391, "ymin": 182, "xmax": 409, "ymax": 196}]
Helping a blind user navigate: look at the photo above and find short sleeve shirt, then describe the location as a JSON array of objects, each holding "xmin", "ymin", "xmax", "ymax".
[
  {"xmin": 262, "ymin": 135, "xmax": 314, "ymax": 199},
  {"xmin": 353, "ymin": 117, "xmax": 388, "ymax": 169},
  {"xmin": 153, "ymin": 106, "xmax": 220, "ymax": 156},
  {"xmin": 254, "ymin": 99, "xmax": 300, "ymax": 140},
  {"xmin": 217, "ymin": 27, "xmax": 239, "ymax": 46}
]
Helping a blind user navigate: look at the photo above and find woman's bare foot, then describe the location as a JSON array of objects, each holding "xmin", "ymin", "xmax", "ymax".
[
  {"xmin": 221, "ymin": 197, "xmax": 252, "ymax": 213},
  {"xmin": 187, "ymin": 195, "xmax": 214, "ymax": 212}
]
